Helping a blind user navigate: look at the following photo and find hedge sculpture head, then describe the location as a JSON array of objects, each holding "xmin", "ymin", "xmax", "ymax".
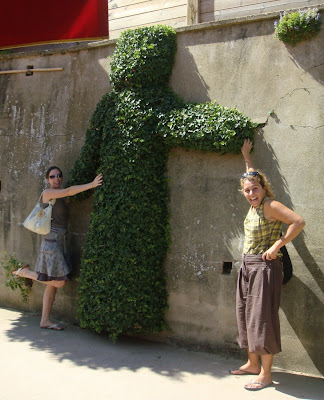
[{"xmin": 110, "ymin": 25, "xmax": 177, "ymax": 89}]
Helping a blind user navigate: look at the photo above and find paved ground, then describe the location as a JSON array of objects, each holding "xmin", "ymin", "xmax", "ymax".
[{"xmin": 0, "ymin": 307, "xmax": 323, "ymax": 400}]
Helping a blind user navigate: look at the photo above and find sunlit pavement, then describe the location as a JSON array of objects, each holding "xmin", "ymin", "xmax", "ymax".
[{"xmin": 0, "ymin": 307, "xmax": 323, "ymax": 400}]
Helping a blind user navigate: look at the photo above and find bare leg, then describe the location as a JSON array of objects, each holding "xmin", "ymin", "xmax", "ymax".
[
  {"xmin": 13, "ymin": 265, "xmax": 66, "ymax": 329},
  {"xmin": 40, "ymin": 285, "xmax": 57, "ymax": 328},
  {"xmin": 258, "ymin": 354, "xmax": 273, "ymax": 384},
  {"xmin": 12, "ymin": 265, "xmax": 65, "ymax": 288},
  {"xmin": 244, "ymin": 353, "xmax": 274, "ymax": 390},
  {"xmin": 230, "ymin": 348, "xmax": 260, "ymax": 375}
]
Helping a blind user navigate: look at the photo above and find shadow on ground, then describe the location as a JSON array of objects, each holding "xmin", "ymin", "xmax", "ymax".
[
  {"xmin": 272, "ymin": 372, "xmax": 324, "ymax": 400},
  {"xmin": 3, "ymin": 307, "xmax": 324, "ymax": 399},
  {"xmin": 3, "ymin": 309, "xmax": 230, "ymax": 379}
]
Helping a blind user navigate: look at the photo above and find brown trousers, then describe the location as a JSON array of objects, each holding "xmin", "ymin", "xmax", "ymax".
[{"xmin": 236, "ymin": 254, "xmax": 283, "ymax": 355}]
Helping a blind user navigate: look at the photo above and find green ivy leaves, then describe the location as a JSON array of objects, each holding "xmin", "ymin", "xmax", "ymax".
[
  {"xmin": 161, "ymin": 102, "xmax": 255, "ymax": 152},
  {"xmin": 110, "ymin": 25, "xmax": 177, "ymax": 89},
  {"xmin": 1, "ymin": 252, "xmax": 31, "ymax": 303}
]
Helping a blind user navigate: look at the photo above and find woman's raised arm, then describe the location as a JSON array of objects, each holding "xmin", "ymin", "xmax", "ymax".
[
  {"xmin": 241, "ymin": 138, "xmax": 255, "ymax": 172},
  {"xmin": 43, "ymin": 174, "xmax": 103, "ymax": 203}
]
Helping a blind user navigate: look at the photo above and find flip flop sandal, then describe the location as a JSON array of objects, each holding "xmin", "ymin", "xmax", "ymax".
[
  {"xmin": 229, "ymin": 368, "xmax": 259, "ymax": 375},
  {"xmin": 244, "ymin": 381, "xmax": 273, "ymax": 391},
  {"xmin": 41, "ymin": 324, "xmax": 64, "ymax": 331},
  {"xmin": 11, "ymin": 264, "xmax": 29, "ymax": 276}
]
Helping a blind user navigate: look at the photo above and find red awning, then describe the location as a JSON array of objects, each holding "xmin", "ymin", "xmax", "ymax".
[{"xmin": 1, "ymin": 0, "xmax": 108, "ymax": 50}]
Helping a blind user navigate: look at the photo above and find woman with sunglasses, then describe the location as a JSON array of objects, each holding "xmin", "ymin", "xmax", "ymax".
[
  {"xmin": 230, "ymin": 139, "xmax": 305, "ymax": 391},
  {"xmin": 13, "ymin": 166, "xmax": 103, "ymax": 330}
]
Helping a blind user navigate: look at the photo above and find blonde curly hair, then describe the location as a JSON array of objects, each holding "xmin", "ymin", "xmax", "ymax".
[{"xmin": 240, "ymin": 171, "xmax": 275, "ymax": 198}]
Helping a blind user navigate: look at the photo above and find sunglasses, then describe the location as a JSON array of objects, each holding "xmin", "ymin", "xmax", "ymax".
[
  {"xmin": 241, "ymin": 171, "xmax": 259, "ymax": 178},
  {"xmin": 49, "ymin": 173, "xmax": 62, "ymax": 179}
]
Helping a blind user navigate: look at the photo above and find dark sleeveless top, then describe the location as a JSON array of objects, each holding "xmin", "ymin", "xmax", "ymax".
[{"xmin": 42, "ymin": 197, "xmax": 69, "ymax": 228}]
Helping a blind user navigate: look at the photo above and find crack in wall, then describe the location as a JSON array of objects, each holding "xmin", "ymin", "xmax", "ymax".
[{"xmin": 259, "ymin": 86, "xmax": 322, "ymax": 128}]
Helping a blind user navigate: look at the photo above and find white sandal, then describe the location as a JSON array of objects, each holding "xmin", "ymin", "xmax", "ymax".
[{"xmin": 12, "ymin": 264, "xmax": 29, "ymax": 277}]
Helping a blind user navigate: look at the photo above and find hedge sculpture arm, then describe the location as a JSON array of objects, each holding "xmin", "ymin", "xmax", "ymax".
[
  {"xmin": 161, "ymin": 102, "xmax": 256, "ymax": 154},
  {"xmin": 68, "ymin": 92, "xmax": 114, "ymax": 197}
]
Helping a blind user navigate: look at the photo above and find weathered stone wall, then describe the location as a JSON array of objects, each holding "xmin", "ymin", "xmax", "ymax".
[
  {"xmin": 0, "ymin": 44, "xmax": 116, "ymax": 317},
  {"xmin": 0, "ymin": 10, "xmax": 323, "ymax": 377}
]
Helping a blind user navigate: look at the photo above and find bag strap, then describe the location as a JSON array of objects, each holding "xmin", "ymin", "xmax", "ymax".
[{"xmin": 38, "ymin": 191, "xmax": 56, "ymax": 206}]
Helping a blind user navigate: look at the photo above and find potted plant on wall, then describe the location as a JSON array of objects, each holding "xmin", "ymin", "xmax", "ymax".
[{"xmin": 274, "ymin": 8, "xmax": 321, "ymax": 46}]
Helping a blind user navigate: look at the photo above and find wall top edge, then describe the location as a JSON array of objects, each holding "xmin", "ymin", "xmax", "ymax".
[
  {"xmin": 1, "ymin": 4, "xmax": 323, "ymax": 61},
  {"xmin": 177, "ymin": 3, "xmax": 324, "ymax": 34}
]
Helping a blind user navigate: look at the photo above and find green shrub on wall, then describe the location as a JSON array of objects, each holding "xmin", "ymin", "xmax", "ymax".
[
  {"xmin": 274, "ymin": 8, "xmax": 321, "ymax": 46},
  {"xmin": 69, "ymin": 25, "xmax": 256, "ymax": 340},
  {"xmin": 1, "ymin": 252, "xmax": 31, "ymax": 303}
]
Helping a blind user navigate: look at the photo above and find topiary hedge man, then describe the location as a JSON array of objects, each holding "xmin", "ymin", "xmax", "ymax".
[{"xmin": 69, "ymin": 25, "xmax": 256, "ymax": 340}]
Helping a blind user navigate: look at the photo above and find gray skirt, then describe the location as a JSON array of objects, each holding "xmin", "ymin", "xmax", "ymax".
[
  {"xmin": 236, "ymin": 253, "xmax": 283, "ymax": 355},
  {"xmin": 35, "ymin": 226, "xmax": 72, "ymax": 281}
]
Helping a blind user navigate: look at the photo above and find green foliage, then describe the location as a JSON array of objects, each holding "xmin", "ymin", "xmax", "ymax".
[
  {"xmin": 162, "ymin": 102, "xmax": 255, "ymax": 153},
  {"xmin": 69, "ymin": 25, "xmax": 256, "ymax": 340},
  {"xmin": 1, "ymin": 252, "xmax": 31, "ymax": 303},
  {"xmin": 274, "ymin": 8, "xmax": 321, "ymax": 46},
  {"xmin": 110, "ymin": 25, "xmax": 177, "ymax": 90}
]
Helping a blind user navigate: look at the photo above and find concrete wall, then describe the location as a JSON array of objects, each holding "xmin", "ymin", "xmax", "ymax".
[{"xmin": 1, "ymin": 9, "xmax": 323, "ymax": 377}]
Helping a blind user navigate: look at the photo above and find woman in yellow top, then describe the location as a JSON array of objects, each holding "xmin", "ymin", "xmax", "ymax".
[{"xmin": 230, "ymin": 139, "xmax": 305, "ymax": 391}]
